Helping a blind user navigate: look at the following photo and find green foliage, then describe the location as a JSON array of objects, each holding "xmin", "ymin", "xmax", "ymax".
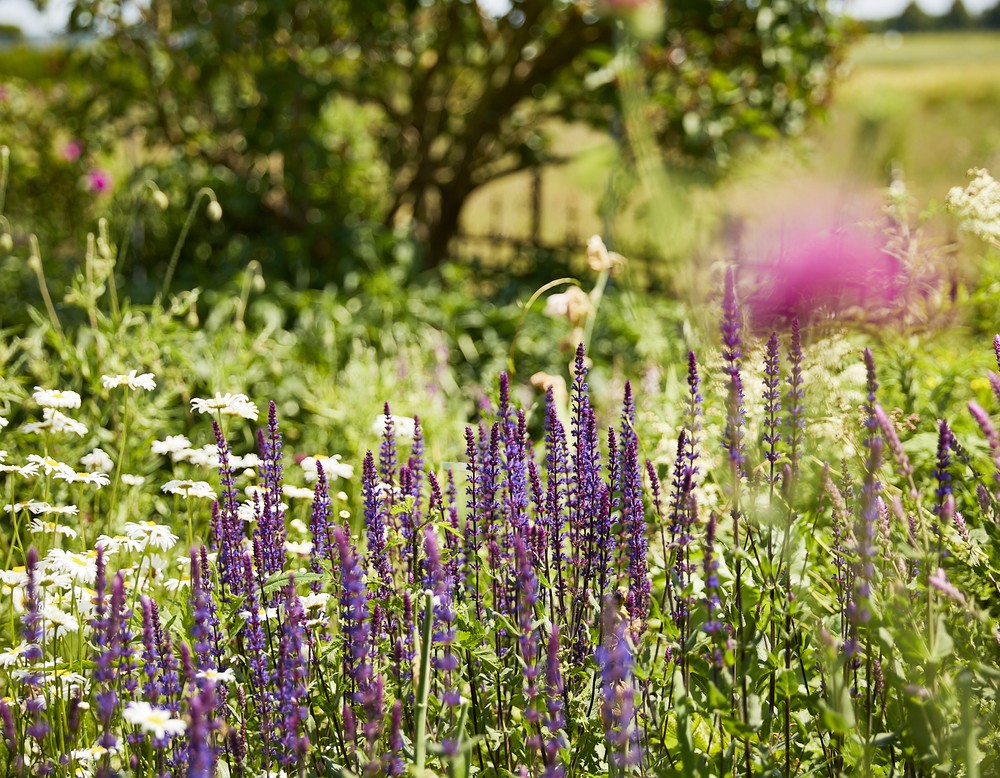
[{"xmin": 44, "ymin": 0, "xmax": 844, "ymax": 279}]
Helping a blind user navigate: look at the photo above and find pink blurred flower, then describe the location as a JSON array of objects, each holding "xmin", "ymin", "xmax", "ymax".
[
  {"xmin": 62, "ymin": 140, "xmax": 83, "ymax": 163},
  {"xmin": 742, "ymin": 225, "xmax": 901, "ymax": 328},
  {"xmin": 86, "ymin": 169, "xmax": 112, "ymax": 195}
]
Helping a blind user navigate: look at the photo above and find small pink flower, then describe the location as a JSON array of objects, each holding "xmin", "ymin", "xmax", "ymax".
[
  {"xmin": 62, "ymin": 140, "xmax": 83, "ymax": 163},
  {"xmin": 86, "ymin": 169, "xmax": 112, "ymax": 194}
]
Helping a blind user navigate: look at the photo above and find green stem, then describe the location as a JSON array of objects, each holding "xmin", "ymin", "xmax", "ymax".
[
  {"xmin": 414, "ymin": 590, "xmax": 435, "ymax": 771},
  {"xmin": 157, "ymin": 187, "xmax": 219, "ymax": 305}
]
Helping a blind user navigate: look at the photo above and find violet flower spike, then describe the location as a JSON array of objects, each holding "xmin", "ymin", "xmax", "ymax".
[
  {"xmin": 595, "ymin": 600, "xmax": 641, "ymax": 768},
  {"xmin": 874, "ymin": 404, "xmax": 913, "ymax": 481},
  {"xmin": 762, "ymin": 332, "xmax": 783, "ymax": 474},
  {"xmin": 785, "ymin": 319, "xmax": 805, "ymax": 476},
  {"xmin": 308, "ymin": 460, "xmax": 334, "ymax": 592}
]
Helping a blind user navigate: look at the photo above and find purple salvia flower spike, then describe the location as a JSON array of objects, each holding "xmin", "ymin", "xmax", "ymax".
[
  {"xmin": 335, "ymin": 525, "xmax": 373, "ymax": 707},
  {"xmin": 622, "ymin": 431, "xmax": 649, "ymax": 641},
  {"xmin": 513, "ymin": 535, "xmax": 542, "ymax": 753},
  {"xmin": 874, "ymin": 404, "xmax": 913, "ymax": 482},
  {"xmin": 933, "ymin": 420, "xmax": 955, "ymax": 515},
  {"xmin": 721, "ymin": 269, "xmax": 746, "ymax": 477},
  {"xmin": 186, "ymin": 681, "xmax": 219, "ymax": 778},
  {"xmin": 140, "ymin": 597, "xmax": 161, "ymax": 706},
  {"xmin": 213, "ymin": 420, "xmax": 245, "ymax": 597},
  {"xmin": 379, "ymin": 402, "xmax": 398, "ymax": 500},
  {"xmin": 386, "ymin": 700, "xmax": 405, "ymax": 776},
  {"xmin": 542, "ymin": 624, "xmax": 566, "ymax": 778},
  {"xmin": 362, "ymin": 450, "xmax": 393, "ymax": 595},
  {"xmin": 596, "ymin": 598, "xmax": 642, "ymax": 768},
  {"xmin": 308, "ymin": 460, "xmax": 334, "ymax": 592},
  {"xmin": 785, "ymin": 319, "xmax": 805, "ymax": 477},
  {"xmin": 275, "ymin": 580, "xmax": 310, "ymax": 768},
  {"xmin": 969, "ymin": 401, "xmax": 1000, "ymax": 500},
  {"xmin": 685, "ymin": 350, "xmax": 702, "ymax": 478},
  {"xmin": 762, "ymin": 332, "xmax": 783, "ymax": 480}
]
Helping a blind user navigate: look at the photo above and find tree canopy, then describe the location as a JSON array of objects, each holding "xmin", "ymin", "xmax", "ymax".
[{"xmin": 61, "ymin": 0, "xmax": 845, "ymax": 281}]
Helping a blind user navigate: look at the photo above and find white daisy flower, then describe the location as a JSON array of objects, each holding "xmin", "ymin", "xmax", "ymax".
[
  {"xmin": 32, "ymin": 387, "xmax": 81, "ymax": 409},
  {"xmin": 121, "ymin": 473, "xmax": 146, "ymax": 486},
  {"xmin": 95, "ymin": 534, "xmax": 144, "ymax": 554},
  {"xmin": 300, "ymin": 454, "xmax": 354, "ymax": 482},
  {"xmin": 0, "ymin": 461, "xmax": 40, "ymax": 477},
  {"xmin": 101, "ymin": 371, "xmax": 156, "ymax": 391},
  {"xmin": 41, "ymin": 606, "xmax": 80, "ymax": 638},
  {"xmin": 284, "ymin": 540, "xmax": 313, "ymax": 555},
  {"xmin": 299, "ymin": 592, "xmax": 330, "ymax": 612},
  {"xmin": 0, "ymin": 416, "xmax": 7, "ymax": 429},
  {"xmin": 196, "ymin": 668, "xmax": 236, "ymax": 684},
  {"xmin": 45, "ymin": 549, "xmax": 99, "ymax": 584},
  {"xmin": 0, "ymin": 641, "xmax": 36, "ymax": 667},
  {"xmin": 54, "ymin": 470, "xmax": 110, "ymax": 488},
  {"xmin": 0, "ymin": 569, "xmax": 28, "ymax": 588},
  {"xmin": 72, "ymin": 744, "xmax": 118, "ymax": 763},
  {"xmin": 161, "ymin": 479, "xmax": 216, "ymax": 500},
  {"xmin": 163, "ymin": 576, "xmax": 191, "ymax": 593},
  {"xmin": 122, "ymin": 702, "xmax": 187, "ymax": 740},
  {"xmin": 233, "ymin": 453, "xmax": 261, "ymax": 469},
  {"xmin": 372, "ymin": 414, "xmax": 416, "ymax": 440},
  {"xmin": 25, "ymin": 455, "xmax": 73, "ymax": 476},
  {"xmin": 190, "ymin": 393, "xmax": 259, "ymax": 421},
  {"xmin": 289, "ymin": 518, "xmax": 308, "ymax": 535},
  {"xmin": 80, "ymin": 448, "xmax": 113, "ymax": 473},
  {"xmin": 23, "ymin": 408, "xmax": 87, "ymax": 437},
  {"xmin": 28, "ymin": 519, "xmax": 78, "ymax": 540},
  {"xmin": 124, "ymin": 521, "xmax": 178, "ymax": 552},
  {"xmin": 282, "ymin": 485, "xmax": 315, "ymax": 501},
  {"xmin": 151, "ymin": 435, "xmax": 192, "ymax": 456}
]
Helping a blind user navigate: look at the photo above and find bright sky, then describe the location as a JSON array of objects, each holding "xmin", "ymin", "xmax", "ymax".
[{"xmin": 1, "ymin": 0, "xmax": 997, "ymax": 36}]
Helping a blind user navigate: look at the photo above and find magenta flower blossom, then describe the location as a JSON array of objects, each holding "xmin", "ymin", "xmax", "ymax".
[
  {"xmin": 62, "ymin": 139, "xmax": 83, "ymax": 162},
  {"xmin": 86, "ymin": 168, "xmax": 112, "ymax": 194}
]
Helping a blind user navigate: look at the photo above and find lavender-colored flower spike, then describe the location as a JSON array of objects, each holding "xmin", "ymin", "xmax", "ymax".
[
  {"xmin": 140, "ymin": 597, "xmax": 161, "ymax": 706},
  {"xmin": 424, "ymin": 528, "xmax": 460, "ymax": 722},
  {"xmin": 542, "ymin": 624, "xmax": 566, "ymax": 778},
  {"xmin": 213, "ymin": 420, "xmax": 245, "ymax": 597},
  {"xmin": 308, "ymin": 460, "xmax": 334, "ymax": 592},
  {"xmin": 189, "ymin": 548, "xmax": 218, "ymax": 673},
  {"xmin": 255, "ymin": 402, "xmax": 287, "ymax": 583},
  {"xmin": 596, "ymin": 599, "xmax": 641, "ymax": 768},
  {"xmin": 685, "ymin": 350, "xmax": 702, "ymax": 475},
  {"xmin": 721, "ymin": 266, "xmax": 743, "ymax": 373},
  {"xmin": 91, "ymin": 548, "xmax": 119, "ymax": 752},
  {"xmin": 386, "ymin": 700, "xmax": 405, "ymax": 776},
  {"xmin": 335, "ymin": 525, "xmax": 373, "ymax": 705},
  {"xmin": 988, "ymin": 372, "xmax": 1000, "ymax": 406},
  {"xmin": 362, "ymin": 450, "xmax": 393, "ymax": 594},
  {"xmin": 186, "ymin": 681, "xmax": 219, "ymax": 778},
  {"xmin": 721, "ymin": 268, "xmax": 746, "ymax": 477},
  {"xmin": 513, "ymin": 535, "xmax": 541, "ymax": 754},
  {"xmin": 785, "ymin": 319, "xmax": 805, "ymax": 477},
  {"xmin": 762, "ymin": 332, "xmax": 783, "ymax": 480},
  {"xmin": 702, "ymin": 514, "xmax": 724, "ymax": 642},
  {"xmin": 933, "ymin": 420, "xmax": 954, "ymax": 514},
  {"xmin": 969, "ymin": 401, "xmax": 1000, "ymax": 499},
  {"xmin": 621, "ymin": 432, "xmax": 649, "ymax": 641},
  {"xmin": 994, "ymin": 333, "xmax": 1000, "ymax": 371},
  {"xmin": 379, "ymin": 402, "xmax": 398, "ymax": 498},
  {"xmin": 275, "ymin": 581, "xmax": 310, "ymax": 768},
  {"xmin": 874, "ymin": 404, "xmax": 913, "ymax": 481}
]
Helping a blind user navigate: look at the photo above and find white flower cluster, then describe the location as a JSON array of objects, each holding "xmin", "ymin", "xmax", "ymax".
[
  {"xmin": 102, "ymin": 370, "xmax": 157, "ymax": 391},
  {"xmin": 190, "ymin": 392, "xmax": 259, "ymax": 420},
  {"xmin": 946, "ymin": 168, "xmax": 1000, "ymax": 241}
]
